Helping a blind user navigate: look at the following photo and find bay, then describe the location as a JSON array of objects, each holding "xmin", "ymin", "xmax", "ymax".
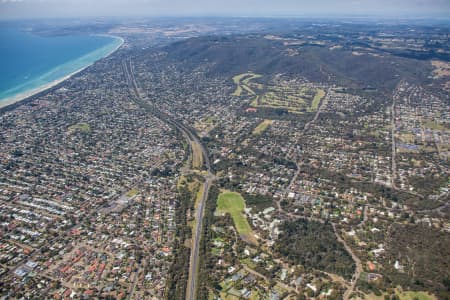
[{"xmin": 0, "ymin": 25, "xmax": 122, "ymax": 104}]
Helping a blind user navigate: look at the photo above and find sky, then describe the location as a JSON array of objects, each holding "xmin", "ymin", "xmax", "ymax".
[{"xmin": 0, "ymin": 0, "xmax": 449, "ymax": 20}]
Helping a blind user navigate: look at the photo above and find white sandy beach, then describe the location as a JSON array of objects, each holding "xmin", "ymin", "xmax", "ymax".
[{"xmin": 0, "ymin": 36, "xmax": 124, "ymax": 110}]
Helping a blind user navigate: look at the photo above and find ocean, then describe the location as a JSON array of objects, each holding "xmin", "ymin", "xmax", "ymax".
[{"xmin": 0, "ymin": 25, "xmax": 122, "ymax": 103}]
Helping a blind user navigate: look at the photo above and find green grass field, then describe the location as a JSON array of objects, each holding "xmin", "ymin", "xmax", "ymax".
[
  {"xmin": 241, "ymin": 258, "xmax": 257, "ymax": 269},
  {"xmin": 245, "ymin": 75, "xmax": 322, "ymax": 112},
  {"xmin": 126, "ymin": 188, "xmax": 139, "ymax": 197},
  {"xmin": 232, "ymin": 73, "xmax": 262, "ymax": 96},
  {"xmin": 253, "ymin": 119, "xmax": 273, "ymax": 135},
  {"xmin": 191, "ymin": 141, "xmax": 204, "ymax": 170},
  {"xmin": 309, "ymin": 89, "xmax": 325, "ymax": 112},
  {"xmin": 232, "ymin": 85, "xmax": 243, "ymax": 97},
  {"xmin": 399, "ymin": 292, "xmax": 437, "ymax": 300},
  {"xmin": 366, "ymin": 290, "xmax": 437, "ymax": 300},
  {"xmin": 68, "ymin": 122, "xmax": 91, "ymax": 133},
  {"xmin": 233, "ymin": 72, "xmax": 326, "ymax": 114},
  {"xmin": 231, "ymin": 74, "xmax": 246, "ymax": 96},
  {"xmin": 216, "ymin": 191, "xmax": 258, "ymax": 245}
]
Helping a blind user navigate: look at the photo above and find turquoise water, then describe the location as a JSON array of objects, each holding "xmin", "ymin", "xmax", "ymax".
[{"xmin": 0, "ymin": 26, "xmax": 122, "ymax": 102}]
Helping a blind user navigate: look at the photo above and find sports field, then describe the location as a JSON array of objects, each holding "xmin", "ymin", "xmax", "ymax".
[{"xmin": 216, "ymin": 191, "xmax": 258, "ymax": 245}]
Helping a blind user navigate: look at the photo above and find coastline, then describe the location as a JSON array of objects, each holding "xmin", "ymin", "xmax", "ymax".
[{"xmin": 0, "ymin": 35, "xmax": 124, "ymax": 110}]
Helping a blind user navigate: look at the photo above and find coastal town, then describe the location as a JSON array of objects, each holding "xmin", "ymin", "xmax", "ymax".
[
  {"xmin": 0, "ymin": 51, "xmax": 186, "ymax": 298},
  {"xmin": 0, "ymin": 18, "xmax": 449, "ymax": 300}
]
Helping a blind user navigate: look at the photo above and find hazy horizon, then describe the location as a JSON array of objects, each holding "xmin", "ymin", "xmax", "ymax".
[{"xmin": 1, "ymin": 0, "xmax": 450, "ymax": 20}]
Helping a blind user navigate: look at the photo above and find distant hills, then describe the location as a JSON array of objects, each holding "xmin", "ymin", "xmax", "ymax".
[{"xmin": 162, "ymin": 35, "xmax": 432, "ymax": 91}]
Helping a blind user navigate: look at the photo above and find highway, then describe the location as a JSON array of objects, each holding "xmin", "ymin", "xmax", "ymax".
[
  {"xmin": 122, "ymin": 59, "xmax": 213, "ymax": 300},
  {"xmin": 186, "ymin": 174, "xmax": 213, "ymax": 300}
]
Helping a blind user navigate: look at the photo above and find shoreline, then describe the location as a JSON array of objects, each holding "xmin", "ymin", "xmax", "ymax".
[{"xmin": 0, "ymin": 35, "xmax": 124, "ymax": 110}]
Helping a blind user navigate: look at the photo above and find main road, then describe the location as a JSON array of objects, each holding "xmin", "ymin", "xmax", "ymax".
[
  {"xmin": 332, "ymin": 223, "xmax": 363, "ymax": 300},
  {"xmin": 122, "ymin": 59, "xmax": 214, "ymax": 300}
]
